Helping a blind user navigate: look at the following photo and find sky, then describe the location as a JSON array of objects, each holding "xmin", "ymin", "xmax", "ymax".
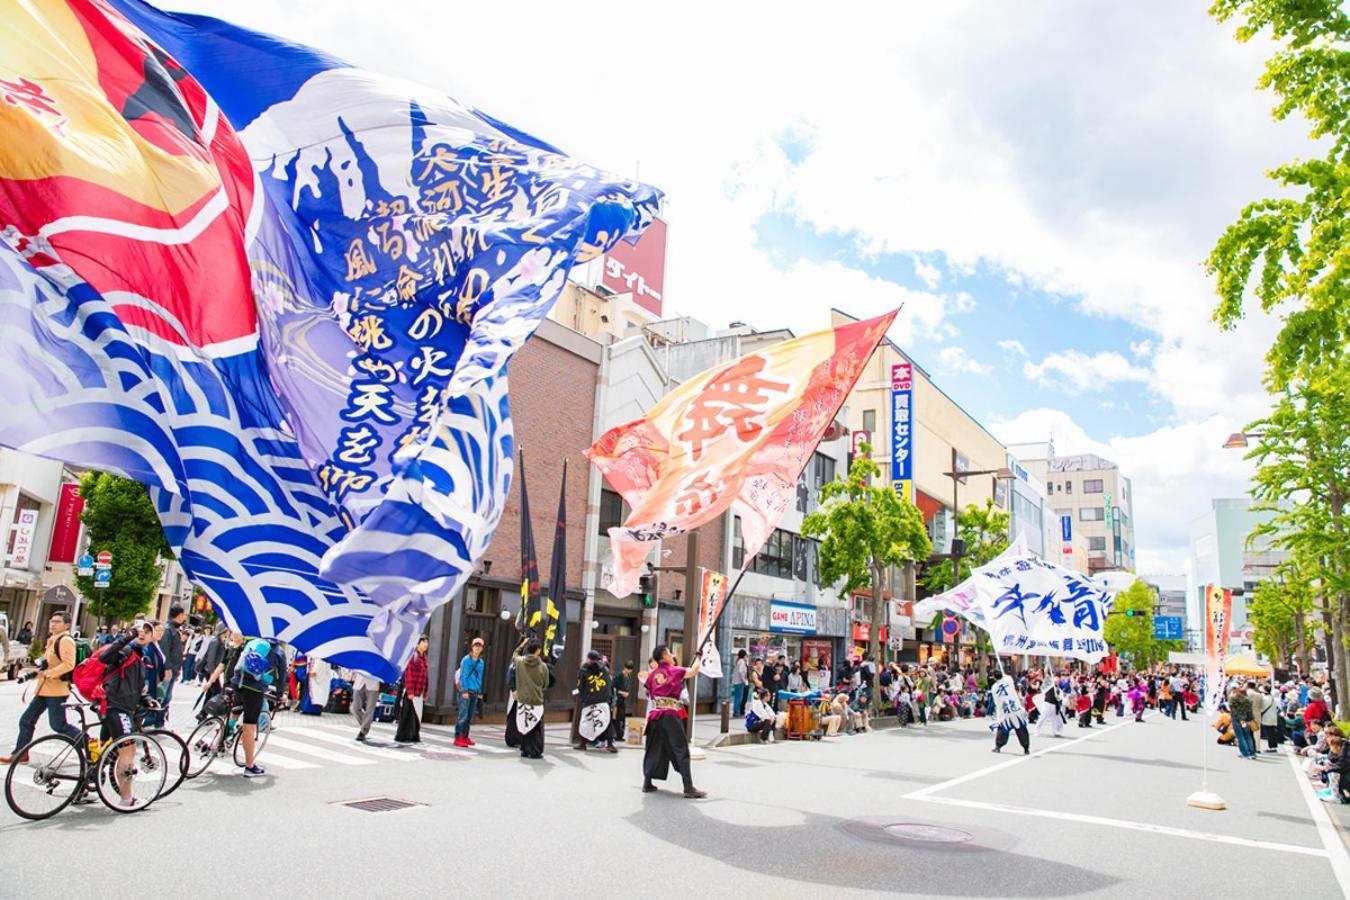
[{"xmin": 173, "ymin": 0, "xmax": 1308, "ymax": 575}]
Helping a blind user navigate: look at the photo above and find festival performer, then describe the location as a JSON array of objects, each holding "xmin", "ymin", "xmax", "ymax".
[
  {"xmin": 992, "ymin": 717, "xmax": 1031, "ymax": 755},
  {"xmin": 1129, "ymin": 680, "xmax": 1147, "ymax": 722},
  {"xmin": 640, "ymin": 645, "xmax": 706, "ymax": 798},
  {"xmin": 575, "ymin": 650, "xmax": 618, "ymax": 753},
  {"xmin": 1037, "ymin": 679, "xmax": 1065, "ymax": 738},
  {"xmin": 394, "ymin": 635, "xmax": 430, "ymax": 744},
  {"xmin": 514, "ymin": 639, "xmax": 553, "ymax": 759}
]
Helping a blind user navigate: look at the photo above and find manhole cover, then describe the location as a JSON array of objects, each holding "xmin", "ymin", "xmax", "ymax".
[
  {"xmin": 336, "ymin": 797, "xmax": 426, "ymax": 813},
  {"xmin": 882, "ymin": 823, "xmax": 973, "ymax": 843}
]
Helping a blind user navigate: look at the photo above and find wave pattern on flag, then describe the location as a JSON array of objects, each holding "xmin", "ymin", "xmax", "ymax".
[
  {"xmin": 0, "ymin": 0, "xmax": 660, "ymax": 676},
  {"xmin": 913, "ymin": 538, "xmax": 1134, "ymax": 663},
  {"xmin": 587, "ymin": 312, "xmax": 895, "ymax": 597}
]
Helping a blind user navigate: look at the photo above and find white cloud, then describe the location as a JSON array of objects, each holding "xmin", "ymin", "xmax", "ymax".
[
  {"xmin": 935, "ymin": 346, "xmax": 993, "ymax": 377},
  {"xmin": 997, "ymin": 339, "xmax": 1027, "ymax": 356},
  {"xmin": 914, "ymin": 257, "xmax": 942, "ymax": 289},
  {"xmin": 1022, "ymin": 350, "xmax": 1151, "ymax": 394},
  {"xmin": 1130, "ymin": 339, "xmax": 1154, "ymax": 358}
]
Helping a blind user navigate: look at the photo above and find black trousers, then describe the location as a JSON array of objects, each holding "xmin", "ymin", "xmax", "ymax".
[
  {"xmin": 643, "ymin": 714, "xmax": 694, "ymax": 791},
  {"xmin": 748, "ymin": 719, "xmax": 774, "ymax": 742},
  {"xmin": 519, "ymin": 719, "xmax": 544, "ymax": 758},
  {"xmin": 994, "ymin": 724, "xmax": 1030, "ymax": 752}
]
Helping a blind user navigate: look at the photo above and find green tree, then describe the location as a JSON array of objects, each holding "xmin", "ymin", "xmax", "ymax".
[
  {"xmin": 73, "ymin": 471, "xmax": 171, "ymax": 625},
  {"xmin": 802, "ymin": 443, "xmax": 931, "ymax": 692},
  {"xmin": 1104, "ymin": 581, "xmax": 1183, "ymax": 671},
  {"xmin": 1207, "ymin": 0, "xmax": 1350, "ymax": 385},
  {"xmin": 1247, "ymin": 570, "xmax": 1315, "ymax": 670},
  {"xmin": 1243, "ymin": 360, "xmax": 1350, "ymax": 706},
  {"xmin": 920, "ymin": 499, "xmax": 1010, "ymax": 672}
]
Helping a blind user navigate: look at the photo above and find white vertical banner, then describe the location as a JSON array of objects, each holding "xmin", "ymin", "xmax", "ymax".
[{"xmin": 9, "ymin": 509, "xmax": 39, "ymax": 568}]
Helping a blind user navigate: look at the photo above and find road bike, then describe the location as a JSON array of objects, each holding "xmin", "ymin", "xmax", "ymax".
[
  {"xmin": 185, "ymin": 688, "xmax": 277, "ymax": 778},
  {"xmin": 3, "ymin": 695, "xmax": 185, "ymax": 820}
]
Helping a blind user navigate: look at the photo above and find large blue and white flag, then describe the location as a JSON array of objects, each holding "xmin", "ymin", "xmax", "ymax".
[
  {"xmin": 914, "ymin": 537, "xmax": 1133, "ymax": 663},
  {"xmin": 0, "ymin": 0, "xmax": 660, "ymax": 678}
]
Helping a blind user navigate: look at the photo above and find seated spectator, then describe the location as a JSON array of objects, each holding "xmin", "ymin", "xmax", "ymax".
[
  {"xmin": 746, "ymin": 689, "xmax": 777, "ymax": 743},
  {"xmin": 821, "ymin": 692, "xmax": 852, "ymax": 736},
  {"xmin": 851, "ymin": 692, "xmax": 871, "ymax": 733}
]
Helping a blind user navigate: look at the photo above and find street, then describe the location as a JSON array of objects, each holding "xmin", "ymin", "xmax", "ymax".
[{"xmin": 1, "ymin": 680, "xmax": 1344, "ymax": 899}]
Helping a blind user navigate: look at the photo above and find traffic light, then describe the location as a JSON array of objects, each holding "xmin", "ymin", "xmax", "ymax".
[
  {"xmin": 1124, "ymin": 609, "xmax": 1140, "ymax": 617},
  {"xmin": 638, "ymin": 572, "xmax": 656, "ymax": 608}
]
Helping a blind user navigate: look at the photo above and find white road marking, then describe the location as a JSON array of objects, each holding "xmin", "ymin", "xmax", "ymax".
[
  {"xmin": 282, "ymin": 726, "xmax": 418, "ymax": 761},
  {"xmin": 205, "ymin": 752, "xmax": 316, "ymax": 771},
  {"xmin": 915, "ymin": 795, "xmax": 1327, "ymax": 858},
  {"xmin": 905, "ymin": 713, "xmax": 1149, "ymax": 799},
  {"xmin": 1287, "ymin": 750, "xmax": 1350, "ymax": 892},
  {"xmin": 263, "ymin": 735, "xmax": 375, "ymax": 766}
]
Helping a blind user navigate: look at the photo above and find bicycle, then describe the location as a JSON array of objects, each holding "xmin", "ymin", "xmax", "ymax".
[
  {"xmin": 185, "ymin": 688, "xmax": 277, "ymax": 778},
  {"xmin": 3, "ymin": 695, "xmax": 179, "ymax": 820}
]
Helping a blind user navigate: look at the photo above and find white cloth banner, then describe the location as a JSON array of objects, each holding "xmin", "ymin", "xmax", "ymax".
[
  {"xmin": 991, "ymin": 675, "xmax": 1027, "ymax": 732},
  {"xmin": 578, "ymin": 702, "xmax": 612, "ymax": 741},
  {"xmin": 699, "ymin": 641, "xmax": 723, "ymax": 679},
  {"xmin": 515, "ymin": 702, "xmax": 543, "ymax": 735},
  {"xmin": 913, "ymin": 535, "xmax": 1132, "ymax": 663}
]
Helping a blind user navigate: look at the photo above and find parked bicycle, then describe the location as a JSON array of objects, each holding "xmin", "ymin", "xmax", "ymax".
[{"xmin": 185, "ymin": 687, "xmax": 277, "ymax": 778}]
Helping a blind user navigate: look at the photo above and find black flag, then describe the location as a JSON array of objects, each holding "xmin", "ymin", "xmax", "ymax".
[
  {"xmin": 516, "ymin": 450, "xmax": 543, "ymax": 639},
  {"xmin": 546, "ymin": 459, "xmax": 568, "ymax": 660}
]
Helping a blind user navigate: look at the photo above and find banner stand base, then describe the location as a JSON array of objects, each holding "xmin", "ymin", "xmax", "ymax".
[
  {"xmin": 688, "ymin": 743, "xmax": 707, "ymax": 761},
  {"xmin": 1186, "ymin": 789, "xmax": 1226, "ymax": 811}
]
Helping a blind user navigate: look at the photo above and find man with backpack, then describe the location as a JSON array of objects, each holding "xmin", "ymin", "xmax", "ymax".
[
  {"xmin": 96, "ymin": 623, "xmax": 156, "ymax": 806},
  {"xmin": 232, "ymin": 637, "xmax": 286, "ymax": 777},
  {"xmin": 2, "ymin": 611, "xmax": 80, "ymax": 764}
]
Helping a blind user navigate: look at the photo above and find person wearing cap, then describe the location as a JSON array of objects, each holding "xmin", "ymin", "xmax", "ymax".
[
  {"xmin": 454, "ymin": 636, "xmax": 486, "ymax": 748},
  {"xmin": 575, "ymin": 649, "xmax": 618, "ymax": 753},
  {"xmin": 1304, "ymin": 688, "xmax": 1331, "ymax": 730}
]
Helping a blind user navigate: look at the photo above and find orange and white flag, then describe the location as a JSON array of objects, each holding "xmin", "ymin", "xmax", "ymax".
[{"xmin": 586, "ymin": 311, "xmax": 896, "ymax": 596}]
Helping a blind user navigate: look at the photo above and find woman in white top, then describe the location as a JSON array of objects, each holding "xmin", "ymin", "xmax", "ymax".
[{"xmin": 747, "ymin": 690, "xmax": 778, "ymax": 743}]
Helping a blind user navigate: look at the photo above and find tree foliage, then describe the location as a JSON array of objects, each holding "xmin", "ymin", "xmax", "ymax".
[
  {"xmin": 1103, "ymin": 581, "xmax": 1183, "ymax": 671},
  {"xmin": 1248, "ymin": 568, "xmax": 1316, "ymax": 668},
  {"xmin": 1207, "ymin": 0, "xmax": 1350, "ymax": 385},
  {"xmin": 802, "ymin": 443, "xmax": 931, "ymax": 668},
  {"xmin": 73, "ymin": 471, "xmax": 170, "ymax": 624}
]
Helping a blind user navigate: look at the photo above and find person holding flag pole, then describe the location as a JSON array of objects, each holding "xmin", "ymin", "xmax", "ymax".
[{"xmin": 640, "ymin": 644, "xmax": 705, "ymax": 797}]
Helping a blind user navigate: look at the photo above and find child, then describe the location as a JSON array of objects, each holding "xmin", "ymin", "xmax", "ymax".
[{"xmin": 1076, "ymin": 686, "xmax": 1093, "ymax": 728}]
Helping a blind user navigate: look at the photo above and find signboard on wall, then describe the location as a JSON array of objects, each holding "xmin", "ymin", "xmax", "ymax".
[
  {"xmin": 770, "ymin": 601, "xmax": 817, "ymax": 634},
  {"xmin": 9, "ymin": 509, "xmax": 39, "ymax": 568},
  {"xmin": 601, "ymin": 216, "xmax": 667, "ymax": 315},
  {"xmin": 890, "ymin": 363, "xmax": 913, "ymax": 503},
  {"xmin": 47, "ymin": 483, "xmax": 84, "ymax": 564}
]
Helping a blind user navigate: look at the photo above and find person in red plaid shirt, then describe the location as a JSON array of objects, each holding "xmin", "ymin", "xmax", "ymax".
[{"xmin": 395, "ymin": 635, "xmax": 430, "ymax": 744}]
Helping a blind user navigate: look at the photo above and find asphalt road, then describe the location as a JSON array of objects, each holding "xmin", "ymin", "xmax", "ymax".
[{"xmin": 0, "ymin": 679, "xmax": 1345, "ymax": 899}]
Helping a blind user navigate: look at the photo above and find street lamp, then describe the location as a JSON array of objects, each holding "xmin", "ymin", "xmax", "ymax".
[
  {"xmin": 939, "ymin": 448, "xmax": 1015, "ymax": 665},
  {"xmin": 1222, "ymin": 431, "xmax": 1280, "ymax": 449}
]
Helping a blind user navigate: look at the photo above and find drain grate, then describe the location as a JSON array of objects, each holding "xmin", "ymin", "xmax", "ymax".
[
  {"xmin": 882, "ymin": 823, "xmax": 973, "ymax": 843},
  {"xmin": 337, "ymin": 797, "xmax": 426, "ymax": 813}
]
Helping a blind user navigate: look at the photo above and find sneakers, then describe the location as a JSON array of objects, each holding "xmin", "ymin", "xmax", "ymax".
[
  {"xmin": 683, "ymin": 789, "xmax": 708, "ymax": 799},
  {"xmin": 453, "ymin": 737, "xmax": 470, "ymax": 748},
  {"xmin": 0, "ymin": 754, "xmax": 29, "ymax": 765},
  {"xmin": 355, "ymin": 734, "xmax": 367, "ymax": 743},
  {"xmin": 642, "ymin": 783, "xmax": 657, "ymax": 793},
  {"xmin": 606, "ymin": 744, "xmax": 619, "ymax": 754},
  {"xmin": 465, "ymin": 737, "xmax": 476, "ymax": 747},
  {"xmin": 242, "ymin": 765, "xmax": 266, "ymax": 777}
]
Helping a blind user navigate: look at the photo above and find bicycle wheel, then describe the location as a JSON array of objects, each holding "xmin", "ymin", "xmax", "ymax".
[
  {"xmin": 95, "ymin": 733, "xmax": 167, "ymax": 813},
  {"xmin": 184, "ymin": 717, "xmax": 225, "ymax": 779},
  {"xmin": 141, "ymin": 729, "xmax": 189, "ymax": 799},
  {"xmin": 232, "ymin": 712, "xmax": 273, "ymax": 767},
  {"xmin": 5, "ymin": 734, "xmax": 87, "ymax": 821}
]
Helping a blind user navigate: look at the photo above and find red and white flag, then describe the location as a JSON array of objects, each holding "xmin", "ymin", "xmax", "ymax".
[{"xmin": 586, "ymin": 311, "xmax": 896, "ymax": 597}]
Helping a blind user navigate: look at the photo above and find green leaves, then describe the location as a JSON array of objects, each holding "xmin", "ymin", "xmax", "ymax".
[
  {"xmin": 921, "ymin": 498, "xmax": 1010, "ymax": 594},
  {"xmin": 1103, "ymin": 581, "xmax": 1182, "ymax": 669},
  {"xmin": 801, "ymin": 443, "xmax": 932, "ymax": 598},
  {"xmin": 73, "ymin": 471, "xmax": 170, "ymax": 624}
]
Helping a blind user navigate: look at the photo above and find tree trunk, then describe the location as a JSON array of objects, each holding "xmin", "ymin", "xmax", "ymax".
[
  {"xmin": 1328, "ymin": 488, "xmax": 1349, "ymax": 718},
  {"xmin": 1294, "ymin": 610, "xmax": 1310, "ymax": 674}
]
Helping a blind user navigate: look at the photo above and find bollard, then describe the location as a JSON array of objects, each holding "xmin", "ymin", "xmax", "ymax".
[{"xmin": 720, "ymin": 699, "xmax": 730, "ymax": 734}]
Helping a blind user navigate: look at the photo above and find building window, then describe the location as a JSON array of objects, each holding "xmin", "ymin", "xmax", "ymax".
[
  {"xmin": 862, "ymin": 409, "xmax": 876, "ymax": 434},
  {"xmin": 464, "ymin": 585, "xmax": 499, "ymax": 614},
  {"xmin": 598, "ymin": 488, "xmax": 626, "ymax": 535},
  {"xmin": 733, "ymin": 519, "xmax": 794, "ymax": 579},
  {"xmin": 1063, "ymin": 481, "xmax": 1073, "ymax": 494},
  {"xmin": 1080, "ymin": 507, "xmax": 1105, "ymax": 522},
  {"xmin": 1083, "ymin": 479, "xmax": 1104, "ymax": 493},
  {"xmin": 1088, "ymin": 536, "xmax": 1107, "ymax": 551},
  {"xmin": 1047, "ymin": 482, "xmax": 1053, "ymax": 495},
  {"xmin": 812, "ymin": 452, "xmax": 836, "ymax": 489}
]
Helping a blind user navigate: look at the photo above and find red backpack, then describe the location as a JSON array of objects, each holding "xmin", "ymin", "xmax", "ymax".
[{"xmin": 71, "ymin": 647, "xmax": 139, "ymax": 710}]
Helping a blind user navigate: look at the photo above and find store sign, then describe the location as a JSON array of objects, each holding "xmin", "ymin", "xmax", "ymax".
[
  {"xmin": 851, "ymin": 430, "xmax": 870, "ymax": 458},
  {"xmin": 9, "ymin": 509, "xmax": 39, "ymax": 568},
  {"xmin": 47, "ymin": 483, "xmax": 84, "ymax": 564},
  {"xmin": 601, "ymin": 216, "xmax": 667, "ymax": 315},
  {"xmin": 851, "ymin": 621, "xmax": 888, "ymax": 643},
  {"xmin": 890, "ymin": 363, "xmax": 913, "ymax": 504},
  {"xmin": 1060, "ymin": 514, "xmax": 1072, "ymax": 555},
  {"xmin": 770, "ymin": 601, "xmax": 817, "ymax": 634}
]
